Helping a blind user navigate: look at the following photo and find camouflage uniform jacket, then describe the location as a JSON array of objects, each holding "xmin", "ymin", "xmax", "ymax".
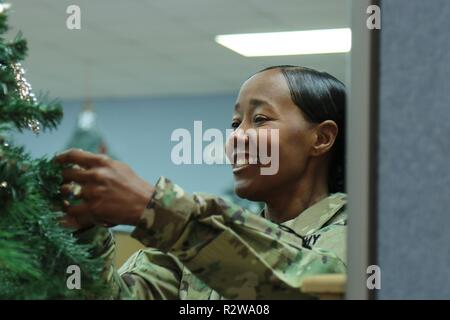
[{"xmin": 77, "ymin": 176, "xmax": 347, "ymax": 299}]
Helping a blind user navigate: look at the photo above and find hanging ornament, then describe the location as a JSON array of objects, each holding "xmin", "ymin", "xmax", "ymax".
[
  {"xmin": 11, "ymin": 63, "xmax": 37, "ymax": 103},
  {"xmin": 0, "ymin": 181, "xmax": 8, "ymax": 188},
  {"xmin": 0, "ymin": 3, "xmax": 11, "ymax": 14},
  {"xmin": 27, "ymin": 119, "xmax": 41, "ymax": 134},
  {"xmin": 10, "ymin": 63, "xmax": 41, "ymax": 134}
]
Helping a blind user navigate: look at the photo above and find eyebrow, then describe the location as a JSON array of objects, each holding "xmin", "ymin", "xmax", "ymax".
[{"xmin": 234, "ymin": 98, "xmax": 273, "ymax": 112}]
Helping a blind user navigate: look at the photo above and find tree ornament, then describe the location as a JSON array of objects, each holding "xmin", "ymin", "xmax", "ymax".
[
  {"xmin": 0, "ymin": 3, "xmax": 11, "ymax": 14},
  {"xmin": 12, "ymin": 63, "xmax": 37, "ymax": 103},
  {"xmin": 27, "ymin": 118, "xmax": 41, "ymax": 134}
]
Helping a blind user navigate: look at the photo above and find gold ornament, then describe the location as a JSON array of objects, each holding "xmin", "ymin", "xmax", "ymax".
[
  {"xmin": 9, "ymin": 63, "xmax": 41, "ymax": 134},
  {"xmin": 27, "ymin": 119, "xmax": 41, "ymax": 134},
  {"xmin": 11, "ymin": 63, "xmax": 37, "ymax": 103}
]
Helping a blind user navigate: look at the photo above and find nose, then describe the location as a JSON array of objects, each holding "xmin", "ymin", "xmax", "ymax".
[
  {"xmin": 233, "ymin": 128, "xmax": 250, "ymax": 145},
  {"xmin": 226, "ymin": 128, "xmax": 249, "ymax": 163}
]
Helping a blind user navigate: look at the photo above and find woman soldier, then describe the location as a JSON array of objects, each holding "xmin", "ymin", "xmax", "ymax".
[{"xmin": 57, "ymin": 65, "xmax": 347, "ymax": 299}]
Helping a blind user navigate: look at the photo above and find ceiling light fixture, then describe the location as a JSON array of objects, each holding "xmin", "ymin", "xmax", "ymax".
[{"xmin": 215, "ymin": 28, "xmax": 351, "ymax": 57}]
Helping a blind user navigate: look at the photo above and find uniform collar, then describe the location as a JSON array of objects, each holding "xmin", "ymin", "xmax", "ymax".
[{"xmin": 262, "ymin": 193, "xmax": 347, "ymax": 237}]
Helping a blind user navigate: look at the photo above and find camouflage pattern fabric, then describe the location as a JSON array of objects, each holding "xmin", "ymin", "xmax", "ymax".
[{"xmin": 77, "ymin": 176, "xmax": 347, "ymax": 299}]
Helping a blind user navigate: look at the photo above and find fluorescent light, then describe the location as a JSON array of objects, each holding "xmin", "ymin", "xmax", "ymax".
[{"xmin": 215, "ymin": 28, "xmax": 351, "ymax": 57}]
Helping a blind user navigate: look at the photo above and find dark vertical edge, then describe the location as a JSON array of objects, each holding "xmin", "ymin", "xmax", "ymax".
[{"xmin": 368, "ymin": 0, "xmax": 381, "ymax": 300}]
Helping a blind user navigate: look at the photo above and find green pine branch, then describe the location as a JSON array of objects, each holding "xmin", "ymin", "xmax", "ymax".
[
  {"xmin": 0, "ymin": 98, "xmax": 63, "ymax": 132},
  {"xmin": 0, "ymin": 5, "xmax": 109, "ymax": 299}
]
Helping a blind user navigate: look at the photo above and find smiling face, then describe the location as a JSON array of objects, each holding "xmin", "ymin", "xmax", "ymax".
[{"xmin": 225, "ymin": 68, "xmax": 318, "ymax": 201}]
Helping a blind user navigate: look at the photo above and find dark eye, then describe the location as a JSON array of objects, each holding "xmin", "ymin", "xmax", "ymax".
[
  {"xmin": 231, "ymin": 120, "xmax": 240, "ymax": 129},
  {"xmin": 253, "ymin": 115, "xmax": 268, "ymax": 124}
]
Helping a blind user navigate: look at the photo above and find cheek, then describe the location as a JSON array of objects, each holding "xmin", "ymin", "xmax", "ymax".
[
  {"xmin": 256, "ymin": 128, "xmax": 278, "ymax": 157},
  {"xmin": 225, "ymin": 134, "xmax": 234, "ymax": 162},
  {"xmin": 278, "ymin": 128, "xmax": 310, "ymax": 171}
]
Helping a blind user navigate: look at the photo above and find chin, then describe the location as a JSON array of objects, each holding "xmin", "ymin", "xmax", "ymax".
[{"xmin": 234, "ymin": 179, "xmax": 266, "ymax": 202}]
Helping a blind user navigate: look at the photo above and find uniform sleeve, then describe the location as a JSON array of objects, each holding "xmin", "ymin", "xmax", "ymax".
[
  {"xmin": 131, "ymin": 177, "xmax": 347, "ymax": 299},
  {"xmin": 75, "ymin": 225, "xmax": 183, "ymax": 299}
]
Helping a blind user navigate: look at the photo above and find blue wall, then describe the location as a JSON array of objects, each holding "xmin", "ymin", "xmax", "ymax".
[
  {"xmin": 378, "ymin": 0, "xmax": 450, "ymax": 299},
  {"xmin": 12, "ymin": 94, "xmax": 237, "ymax": 196}
]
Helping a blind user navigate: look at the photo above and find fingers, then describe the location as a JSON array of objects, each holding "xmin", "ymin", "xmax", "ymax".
[
  {"xmin": 64, "ymin": 201, "xmax": 114, "ymax": 228},
  {"xmin": 61, "ymin": 183, "xmax": 82, "ymax": 200},
  {"xmin": 60, "ymin": 183, "xmax": 73, "ymax": 196},
  {"xmin": 61, "ymin": 168, "xmax": 93, "ymax": 184},
  {"xmin": 55, "ymin": 148, "xmax": 110, "ymax": 169},
  {"xmin": 64, "ymin": 202, "xmax": 95, "ymax": 225},
  {"xmin": 60, "ymin": 201, "xmax": 95, "ymax": 230},
  {"xmin": 60, "ymin": 213, "xmax": 95, "ymax": 231},
  {"xmin": 60, "ymin": 214, "xmax": 83, "ymax": 230},
  {"xmin": 61, "ymin": 183, "xmax": 104, "ymax": 203},
  {"xmin": 64, "ymin": 202, "xmax": 89, "ymax": 215}
]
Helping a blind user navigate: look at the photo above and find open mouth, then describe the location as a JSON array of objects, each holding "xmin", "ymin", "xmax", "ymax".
[
  {"xmin": 232, "ymin": 163, "xmax": 252, "ymax": 173},
  {"xmin": 231, "ymin": 152, "xmax": 259, "ymax": 173}
]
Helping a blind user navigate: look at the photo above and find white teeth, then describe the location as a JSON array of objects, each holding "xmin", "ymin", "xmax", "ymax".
[
  {"xmin": 235, "ymin": 163, "xmax": 247, "ymax": 167},
  {"xmin": 235, "ymin": 160, "xmax": 259, "ymax": 166},
  {"xmin": 235, "ymin": 160, "xmax": 249, "ymax": 166},
  {"xmin": 232, "ymin": 163, "xmax": 251, "ymax": 173}
]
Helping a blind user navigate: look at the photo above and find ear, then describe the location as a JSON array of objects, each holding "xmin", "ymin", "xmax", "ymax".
[{"xmin": 311, "ymin": 120, "xmax": 338, "ymax": 157}]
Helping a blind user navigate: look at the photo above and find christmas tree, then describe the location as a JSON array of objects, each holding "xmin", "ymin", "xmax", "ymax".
[{"xmin": 0, "ymin": 3, "xmax": 105, "ymax": 299}]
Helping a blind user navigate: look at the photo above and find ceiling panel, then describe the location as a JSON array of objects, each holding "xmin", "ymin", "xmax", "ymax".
[{"xmin": 6, "ymin": 0, "xmax": 350, "ymax": 99}]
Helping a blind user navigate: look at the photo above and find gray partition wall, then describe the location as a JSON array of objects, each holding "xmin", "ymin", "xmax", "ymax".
[{"xmin": 377, "ymin": 0, "xmax": 450, "ymax": 299}]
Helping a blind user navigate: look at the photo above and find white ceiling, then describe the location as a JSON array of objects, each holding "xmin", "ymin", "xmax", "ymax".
[{"xmin": 7, "ymin": 0, "xmax": 350, "ymax": 99}]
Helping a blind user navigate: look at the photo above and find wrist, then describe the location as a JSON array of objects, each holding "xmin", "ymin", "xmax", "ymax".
[{"xmin": 129, "ymin": 183, "xmax": 155, "ymax": 226}]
